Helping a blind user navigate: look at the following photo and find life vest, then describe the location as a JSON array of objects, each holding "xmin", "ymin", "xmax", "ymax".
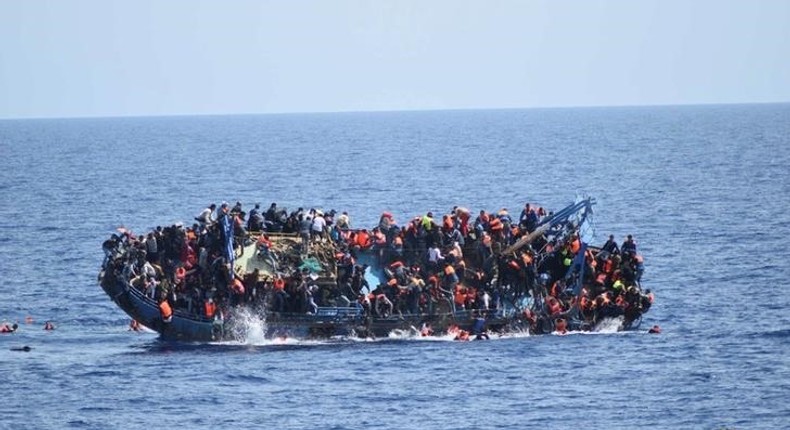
[
  {"xmin": 508, "ymin": 260, "xmax": 520, "ymax": 271},
  {"xmin": 421, "ymin": 215, "xmax": 434, "ymax": 231},
  {"xmin": 204, "ymin": 301, "xmax": 216, "ymax": 318},
  {"xmin": 489, "ymin": 218, "xmax": 503, "ymax": 231},
  {"xmin": 257, "ymin": 235, "xmax": 272, "ymax": 248},
  {"xmin": 570, "ymin": 238, "xmax": 581, "ymax": 254},
  {"xmin": 159, "ymin": 301, "xmax": 173, "ymax": 321},
  {"xmin": 355, "ymin": 231, "xmax": 371, "ymax": 249},
  {"xmin": 274, "ymin": 278, "xmax": 285, "ymax": 291}
]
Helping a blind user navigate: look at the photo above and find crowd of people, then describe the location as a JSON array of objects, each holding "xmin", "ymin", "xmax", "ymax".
[{"xmin": 101, "ymin": 199, "xmax": 653, "ymax": 332}]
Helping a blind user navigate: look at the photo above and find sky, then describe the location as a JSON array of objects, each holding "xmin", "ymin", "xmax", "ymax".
[{"xmin": 0, "ymin": 0, "xmax": 788, "ymax": 119}]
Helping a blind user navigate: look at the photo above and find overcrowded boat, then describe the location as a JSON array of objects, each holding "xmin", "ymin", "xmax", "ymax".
[{"xmin": 98, "ymin": 197, "xmax": 654, "ymax": 341}]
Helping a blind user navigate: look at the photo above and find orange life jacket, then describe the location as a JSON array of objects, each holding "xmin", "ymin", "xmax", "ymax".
[
  {"xmin": 355, "ymin": 231, "xmax": 371, "ymax": 248},
  {"xmin": 205, "ymin": 301, "xmax": 216, "ymax": 318},
  {"xmin": 159, "ymin": 301, "xmax": 173, "ymax": 320}
]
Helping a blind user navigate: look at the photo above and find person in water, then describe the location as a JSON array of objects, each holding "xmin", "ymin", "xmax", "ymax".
[
  {"xmin": 43, "ymin": 321, "xmax": 55, "ymax": 330},
  {"xmin": 1, "ymin": 323, "xmax": 18, "ymax": 333}
]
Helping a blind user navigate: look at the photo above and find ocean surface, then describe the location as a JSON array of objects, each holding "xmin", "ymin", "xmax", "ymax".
[{"xmin": 1, "ymin": 104, "xmax": 788, "ymax": 429}]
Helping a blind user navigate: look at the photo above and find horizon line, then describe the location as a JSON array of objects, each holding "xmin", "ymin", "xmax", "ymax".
[{"xmin": 1, "ymin": 100, "xmax": 788, "ymax": 121}]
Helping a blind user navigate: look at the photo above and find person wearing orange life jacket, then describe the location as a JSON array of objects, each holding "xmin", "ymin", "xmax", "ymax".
[{"xmin": 355, "ymin": 229, "xmax": 372, "ymax": 250}]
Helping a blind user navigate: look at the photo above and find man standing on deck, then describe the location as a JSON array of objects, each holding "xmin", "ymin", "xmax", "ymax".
[{"xmin": 195, "ymin": 204, "xmax": 216, "ymax": 228}]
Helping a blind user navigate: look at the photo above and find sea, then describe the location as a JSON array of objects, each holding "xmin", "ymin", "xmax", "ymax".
[{"xmin": 0, "ymin": 104, "xmax": 788, "ymax": 429}]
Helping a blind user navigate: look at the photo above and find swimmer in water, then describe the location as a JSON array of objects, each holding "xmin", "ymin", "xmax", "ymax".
[
  {"xmin": 1, "ymin": 323, "xmax": 18, "ymax": 333},
  {"xmin": 648, "ymin": 325, "xmax": 661, "ymax": 334},
  {"xmin": 10, "ymin": 346, "xmax": 32, "ymax": 352},
  {"xmin": 44, "ymin": 321, "xmax": 55, "ymax": 330}
]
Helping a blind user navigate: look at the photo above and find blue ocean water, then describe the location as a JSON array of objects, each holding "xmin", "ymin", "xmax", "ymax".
[{"xmin": 1, "ymin": 104, "xmax": 789, "ymax": 429}]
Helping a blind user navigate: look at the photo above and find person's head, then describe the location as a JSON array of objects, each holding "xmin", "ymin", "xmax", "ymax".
[
  {"xmin": 627, "ymin": 234, "xmax": 633, "ymax": 240},
  {"xmin": 609, "ymin": 234, "xmax": 614, "ymax": 240},
  {"xmin": 209, "ymin": 204, "xmax": 216, "ymax": 210}
]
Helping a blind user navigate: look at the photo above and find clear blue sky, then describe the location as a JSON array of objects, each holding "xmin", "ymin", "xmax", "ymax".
[{"xmin": 1, "ymin": 0, "xmax": 788, "ymax": 118}]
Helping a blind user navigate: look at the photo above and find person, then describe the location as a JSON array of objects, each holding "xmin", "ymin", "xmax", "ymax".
[
  {"xmin": 265, "ymin": 203, "xmax": 278, "ymax": 230},
  {"xmin": 311, "ymin": 211, "xmax": 326, "ymax": 241},
  {"xmin": 602, "ymin": 234, "xmax": 619, "ymax": 254},
  {"xmin": 648, "ymin": 325, "xmax": 661, "ymax": 334},
  {"xmin": 247, "ymin": 203, "xmax": 263, "ymax": 231},
  {"xmin": 1, "ymin": 323, "xmax": 18, "ymax": 333},
  {"xmin": 299, "ymin": 214, "xmax": 312, "ymax": 254},
  {"xmin": 472, "ymin": 312, "xmax": 489, "ymax": 340},
  {"xmin": 129, "ymin": 319, "xmax": 141, "ymax": 331},
  {"xmin": 336, "ymin": 211, "xmax": 351, "ymax": 230},
  {"xmin": 621, "ymin": 234, "xmax": 637, "ymax": 254},
  {"xmin": 43, "ymin": 321, "xmax": 55, "ymax": 330},
  {"xmin": 195, "ymin": 204, "xmax": 216, "ymax": 227}
]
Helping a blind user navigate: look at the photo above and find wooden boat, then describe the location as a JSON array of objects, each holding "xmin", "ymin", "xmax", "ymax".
[{"xmin": 99, "ymin": 197, "xmax": 650, "ymax": 342}]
